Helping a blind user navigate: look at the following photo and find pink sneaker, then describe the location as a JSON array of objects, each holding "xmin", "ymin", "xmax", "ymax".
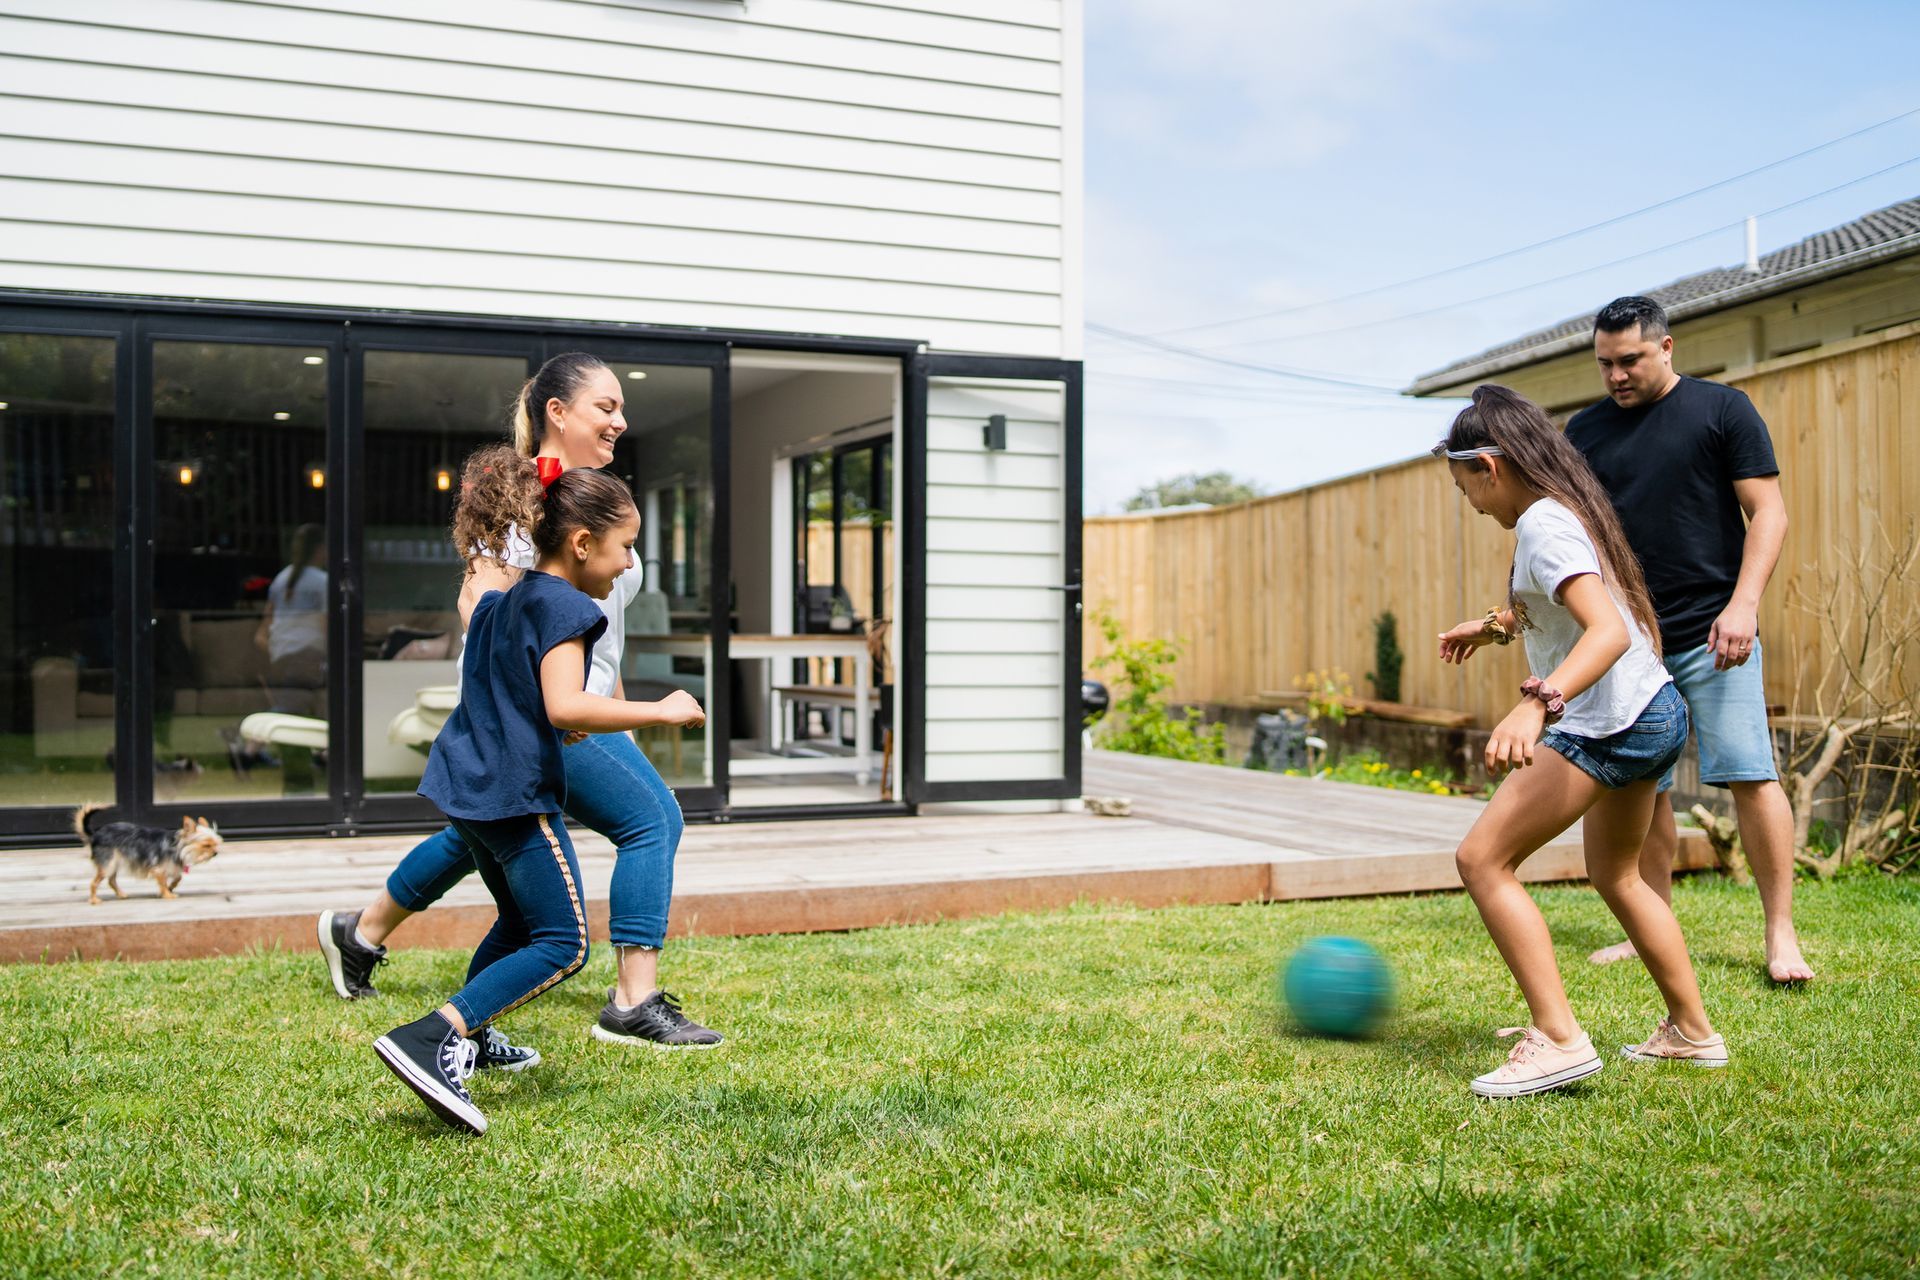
[
  {"xmin": 1470, "ymin": 1026, "xmax": 1603, "ymax": 1098},
  {"xmin": 1620, "ymin": 1017, "xmax": 1729, "ymax": 1068}
]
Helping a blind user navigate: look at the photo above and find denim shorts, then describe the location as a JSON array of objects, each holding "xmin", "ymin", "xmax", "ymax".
[
  {"xmin": 1542, "ymin": 683, "xmax": 1689, "ymax": 790},
  {"xmin": 1658, "ymin": 638, "xmax": 1780, "ymax": 792}
]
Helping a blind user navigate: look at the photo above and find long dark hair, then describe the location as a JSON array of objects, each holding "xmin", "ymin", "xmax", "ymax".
[
  {"xmin": 284, "ymin": 523, "xmax": 324, "ymax": 595},
  {"xmin": 450, "ymin": 444, "xmax": 634, "ymax": 565},
  {"xmin": 1442, "ymin": 385, "xmax": 1663, "ymax": 655},
  {"xmin": 511, "ymin": 352, "xmax": 609, "ymax": 457}
]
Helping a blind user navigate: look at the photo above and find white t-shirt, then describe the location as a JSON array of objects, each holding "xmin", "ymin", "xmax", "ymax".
[
  {"xmin": 266, "ymin": 565, "xmax": 328, "ymax": 662},
  {"xmin": 468, "ymin": 523, "xmax": 644, "ymax": 700},
  {"xmin": 1510, "ymin": 498, "xmax": 1671, "ymax": 738}
]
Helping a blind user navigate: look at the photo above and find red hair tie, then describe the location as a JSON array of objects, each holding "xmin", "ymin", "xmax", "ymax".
[{"xmin": 536, "ymin": 456, "xmax": 564, "ymax": 489}]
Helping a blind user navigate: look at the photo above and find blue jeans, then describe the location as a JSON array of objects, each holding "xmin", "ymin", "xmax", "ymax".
[
  {"xmin": 1542, "ymin": 683, "xmax": 1690, "ymax": 790},
  {"xmin": 1658, "ymin": 638, "xmax": 1781, "ymax": 792},
  {"xmin": 445, "ymin": 813, "xmax": 589, "ymax": 1032},
  {"xmin": 389, "ymin": 732, "xmax": 685, "ymax": 952}
]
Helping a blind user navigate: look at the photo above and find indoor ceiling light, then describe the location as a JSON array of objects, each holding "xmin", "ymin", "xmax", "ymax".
[
  {"xmin": 273, "ymin": 411, "xmax": 292, "ymax": 421},
  {"xmin": 627, "ymin": 370, "xmax": 648, "ymax": 380},
  {"xmin": 302, "ymin": 356, "xmax": 324, "ymax": 366}
]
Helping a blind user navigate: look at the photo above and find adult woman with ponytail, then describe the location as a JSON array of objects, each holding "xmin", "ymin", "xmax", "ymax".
[
  {"xmin": 1433, "ymin": 385, "xmax": 1724, "ymax": 1099},
  {"xmin": 320, "ymin": 352, "xmax": 724, "ymax": 1057}
]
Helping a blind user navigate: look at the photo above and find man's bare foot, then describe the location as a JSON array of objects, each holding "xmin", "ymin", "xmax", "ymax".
[
  {"xmin": 1588, "ymin": 939, "xmax": 1640, "ymax": 966},
  {"xmin": 1767, "ymin": 935, "xmax": 1814, "ymax": 984}
]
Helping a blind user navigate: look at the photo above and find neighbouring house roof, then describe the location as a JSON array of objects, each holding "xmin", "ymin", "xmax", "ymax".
[{"xmin": 1407, "ymin": 196, "xmax": 1920, "ymax": 395}]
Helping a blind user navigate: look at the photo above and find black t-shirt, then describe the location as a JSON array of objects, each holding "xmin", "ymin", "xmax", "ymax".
[{"xmin": 1565, "ymin": 376, "xmax": 1778, "ymax": 653}]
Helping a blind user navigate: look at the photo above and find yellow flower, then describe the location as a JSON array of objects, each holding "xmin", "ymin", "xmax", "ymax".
[{"xmin": 1411, "ymin": 769, "xmax": 1422, "ymax": 779}]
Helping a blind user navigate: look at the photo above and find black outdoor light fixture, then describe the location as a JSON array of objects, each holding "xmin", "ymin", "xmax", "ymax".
[{"xmin": 983, "ymin": 413, "xmax": 1007, "ymax": 451}]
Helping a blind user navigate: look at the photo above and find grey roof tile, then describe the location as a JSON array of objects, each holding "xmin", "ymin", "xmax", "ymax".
[{"xmin": 1408, "ymin": 196, "xmax": 1920, "ymax": 393}]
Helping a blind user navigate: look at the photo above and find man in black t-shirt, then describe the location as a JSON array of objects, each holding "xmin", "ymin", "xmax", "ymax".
[{"xmin": 1566, "ymin": 296, "xmax": 1811, "ymax": 983}]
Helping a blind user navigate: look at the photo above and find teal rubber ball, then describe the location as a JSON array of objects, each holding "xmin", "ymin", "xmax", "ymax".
[{"xmin": 1281, "ymin": 936, "xmax": 1395, "ymax": 1038}]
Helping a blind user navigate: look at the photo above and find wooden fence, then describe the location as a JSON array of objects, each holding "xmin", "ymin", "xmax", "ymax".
[{"xmin": 1083, "ymin": 322, "xmax": 1920, "ymax": 727}]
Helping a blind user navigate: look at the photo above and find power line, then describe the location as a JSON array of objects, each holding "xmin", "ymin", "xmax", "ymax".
[
  {"xmin": 1086, "ymin": 323, "xmax": 1407, "ymax": 392},
  {"xmin": 1177, "ymin": 154, "xmax": 1920, "ymax": 350},
  {"xmin": 1123, "ymin": 107, "xmax": 1920, "ymax": 341},
  {"xmin": 1086, "ymin": 369, "xmax": 1445, "ymax": 408}
]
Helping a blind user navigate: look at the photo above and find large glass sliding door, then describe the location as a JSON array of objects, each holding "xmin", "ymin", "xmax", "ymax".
[
  {"xmin": 146, "ymin": 336, "xmax": 336, "ymax": 806},
  {"xmin": 0, "ymin": 326, "xmax": 120, "ymax": 824},
  {"xmin": 0, "ymin": 303, "xmax": 732, "ymax": 841},
  {"xmin": 133, "ymin": 319, "xmax": 345, "ymax": 827},
  {"xmin": 351, "ymin": 338, "xmax": 536, "ymax": 825},
  {"xmin": 555, "ymin": 338, "xmax": 728, "ymax": 813}
]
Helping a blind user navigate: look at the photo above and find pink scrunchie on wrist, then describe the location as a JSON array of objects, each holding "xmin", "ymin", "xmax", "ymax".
[{"xmin": 1520, "ymin": 677, "xmax": 1567, "ymax": 725}]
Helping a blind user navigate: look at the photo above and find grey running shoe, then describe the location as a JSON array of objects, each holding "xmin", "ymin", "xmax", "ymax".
[
  {"xmin": 318, "ymin": 909, "xmax": 387, "ymax": 1000},
  {"xmin": 590, "ymin": 989, "xmax": 724, "ymax": 1049}
]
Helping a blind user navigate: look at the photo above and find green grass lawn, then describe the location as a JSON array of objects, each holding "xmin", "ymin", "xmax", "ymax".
[{"xmin": 4, "ymin": 875, "xmax": 1917, "ymax": 1278}]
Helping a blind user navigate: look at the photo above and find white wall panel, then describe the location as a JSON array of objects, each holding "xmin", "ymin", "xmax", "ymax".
[
  {"xmin": 923, "ymin": 376, "xmax": 1067, "ymax": 784},
  {"xmin": 0, "ymin": 0, "xmax": 1078, "ymax": 357}
]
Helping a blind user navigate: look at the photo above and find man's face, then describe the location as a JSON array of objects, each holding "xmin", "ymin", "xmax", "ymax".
[{"xmin": 1594, "ymin": 324, "xmax": 1675, "ymax": 408}]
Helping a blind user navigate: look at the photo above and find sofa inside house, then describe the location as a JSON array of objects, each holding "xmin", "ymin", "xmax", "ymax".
[{"xmin": 31, "ymin": 610, "xmax": 460, "ymax": 774}]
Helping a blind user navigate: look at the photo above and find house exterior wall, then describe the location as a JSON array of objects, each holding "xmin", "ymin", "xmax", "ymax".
[
  {"xmin": 0, "ymin": 0, "xmax": 1080, "ymax": 358},
  {"xmin": 923, "ymin": 375, "xmax": 1067, "ymax": 783},
  {"xmin": 1420, "ymin": 258, "xmax": 1920, "ymax": 413}
]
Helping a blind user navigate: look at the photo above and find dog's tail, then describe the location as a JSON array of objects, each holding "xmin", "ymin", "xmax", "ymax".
[{"xmin": 74, "ymin": 803, "xmax": 110, "ymax": 844}]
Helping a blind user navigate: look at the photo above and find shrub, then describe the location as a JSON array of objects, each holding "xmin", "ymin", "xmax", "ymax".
[
  {"xmin": 1088, "ymin": 611, "xmax": 1227, "ymax": 765},
  {"xmin": 1369, "ymin": 611, "xmax": 1404, "ymax": 703}
]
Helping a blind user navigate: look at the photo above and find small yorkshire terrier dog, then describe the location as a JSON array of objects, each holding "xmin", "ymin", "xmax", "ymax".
[{"xmin": 76, "ymin": 804, "xmax": 223, "ymax": 905}]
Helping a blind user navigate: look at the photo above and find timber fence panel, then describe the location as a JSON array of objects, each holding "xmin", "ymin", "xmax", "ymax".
[{"xmin": 1083, "ymin": 325, "xmax": 1920, "ymax": 726}]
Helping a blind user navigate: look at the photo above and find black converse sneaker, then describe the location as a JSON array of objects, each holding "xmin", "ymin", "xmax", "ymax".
[
  {"xmin": 591, "ymin": 989, "xmax": 724, "ymax": 1049},
  {"xmin": 317, "ymin": 909, "xmax": 387, "ymax": 1000},
  {"xmin": 475, "ymin": 1025, "xmax": 542, "ymax": 1072},
  {"xmin": 373, "ymin": 1011, "xmax": 486, "ymax": 1135}
]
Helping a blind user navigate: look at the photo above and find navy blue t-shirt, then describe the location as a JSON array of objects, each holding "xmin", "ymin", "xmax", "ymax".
[
  {"xmin": 1565, "ymin": 376, "xmax": 1779, "ymax": 653},
  {"xmin": 419, "ymin": 570, "xmax": 607, "ymax": 821}
]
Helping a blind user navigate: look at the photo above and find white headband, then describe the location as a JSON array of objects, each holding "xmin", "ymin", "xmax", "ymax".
[{"xmin": 1439, "ymin": 445, "xmax": 1503, "ymax": 461}]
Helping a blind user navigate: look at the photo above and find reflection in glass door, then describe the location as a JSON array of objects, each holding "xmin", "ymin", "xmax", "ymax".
[
  {"xmin": 0, "ymin": 332, "xmax": 118, "ymax": 812},
  {"xmin": 358, "ymin": 347, "xmax": 532, "ymax": 799},
  {"xmin": 150, "ymin": 340, "xmax": 331, "ymax": 803},
  {"xmin": 603, "ymin": 359, "xmax": 717, "ymax": 800}
]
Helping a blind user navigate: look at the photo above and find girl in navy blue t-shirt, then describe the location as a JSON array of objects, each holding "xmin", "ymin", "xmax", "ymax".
[{"xmin": 374, "ymin": 457, "xmax": 705, "ymax": 1135}]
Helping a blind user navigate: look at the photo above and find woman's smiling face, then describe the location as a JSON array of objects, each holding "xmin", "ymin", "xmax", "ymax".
[{"xmin": 548, "ymin": 365, "xmax": 627, "ymax": 470}]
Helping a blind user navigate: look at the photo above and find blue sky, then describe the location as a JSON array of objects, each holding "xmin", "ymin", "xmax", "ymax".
[{"xmin": 1082, "ymin": 0, "xmax": 1920, "ymax": 512}]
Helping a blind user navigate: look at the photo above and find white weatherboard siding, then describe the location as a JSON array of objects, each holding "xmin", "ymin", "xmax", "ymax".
[
  {"xmin": 0, "ymin": 0, "xmax": 1076, "ymax": 357},
  {"xmin": 923, "ymin": 377, "xmax": 1066, "ymax": 784}
]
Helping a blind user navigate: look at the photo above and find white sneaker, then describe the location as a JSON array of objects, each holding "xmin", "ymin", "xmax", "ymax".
[
  {"xmin": 1621, "ymin": 1017, "xmax": 1729, "ymax": 1068},
  {"xmin": 1470, "ymin": 1026, "xmax": 1603, "ymax": 1098}
]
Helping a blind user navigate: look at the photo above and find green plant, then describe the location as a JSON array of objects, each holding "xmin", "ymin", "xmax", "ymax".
[
  {"xmin": 1292, "ymin": 668, "xmax": 1354, "ymax": 726},
  {"xmin": 1315, "ymin": 749, "xmax": 1490, "ymax": 798},
  {"xmin": 1368, "ymin": 611, "xmax": 1404, "ymax": 704},
  {"xmin": 1089, "ymin": 610, "xmax": 1226, "ymax": 764}
]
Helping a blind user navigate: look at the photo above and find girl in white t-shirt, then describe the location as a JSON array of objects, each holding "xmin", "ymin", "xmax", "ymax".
[{"xmin": 1434, "ymin": 385, "xmax": 1724, "ymax": 1099}]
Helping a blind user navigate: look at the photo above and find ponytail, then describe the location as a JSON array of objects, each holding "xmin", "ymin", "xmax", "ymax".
[
  {"xmin": 451, "ymin": 444, "xmax": 635, "ymax": 567},
  {"xmin": 451, "ymin": 444, "xmax": 541, "ymax": 563},
  {"xmin": 510, "ymin": 352, "xmax": 610, "ymax": 457}
]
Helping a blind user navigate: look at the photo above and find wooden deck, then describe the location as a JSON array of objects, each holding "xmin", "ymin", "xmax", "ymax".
[{"xmin": 0, "ymin": 752, "xmax": 1712, "ymax": 964}]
